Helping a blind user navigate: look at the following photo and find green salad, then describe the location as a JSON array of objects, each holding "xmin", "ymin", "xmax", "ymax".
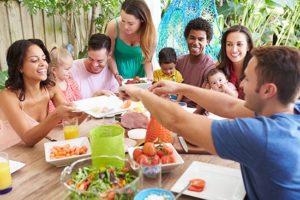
[{"xmin": 65, "ymin": 165, "xmax": 139, "ymax": 200}]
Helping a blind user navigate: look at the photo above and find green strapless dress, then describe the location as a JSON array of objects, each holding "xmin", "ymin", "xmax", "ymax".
[{"xmin": 114, "ymin": 19, "xmax": 145, "ymax": 79}]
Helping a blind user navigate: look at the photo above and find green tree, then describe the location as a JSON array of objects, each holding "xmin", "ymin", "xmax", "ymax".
[
  {"xmin": 216, "ymin": 0, "xmax": 300, "ymax": 47},
  {"xmin": 23, "ymin": 0, "xmax": 123, "ymax": 58}
]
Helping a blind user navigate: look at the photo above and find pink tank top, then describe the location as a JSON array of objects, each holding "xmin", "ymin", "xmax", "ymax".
[{"xmin": 0, "ymin": 89, "xmax": 50, "ymax": 151}]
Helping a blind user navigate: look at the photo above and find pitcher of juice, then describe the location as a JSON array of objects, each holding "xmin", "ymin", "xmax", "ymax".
[
  {"xmin": 63, "ymin": 118, "xmax": 79, "ymax": 140},
  {"xmin": 0, "ymin": 152, "xmax": 12, "ymax": 195}
]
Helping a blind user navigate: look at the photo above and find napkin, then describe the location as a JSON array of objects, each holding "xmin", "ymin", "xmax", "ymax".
[{"xmin": 9, "ymin": 160, "xmax": 25, "ymax": 174}]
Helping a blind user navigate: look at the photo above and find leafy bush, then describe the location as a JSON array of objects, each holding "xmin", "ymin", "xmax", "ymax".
[
  {"xmin": 216, "ymin": 0, "xmax": 300, "ymax": 47},
  {"xmin": 0, "ymin": 70, "xmax": 8, "ymax": 90}
]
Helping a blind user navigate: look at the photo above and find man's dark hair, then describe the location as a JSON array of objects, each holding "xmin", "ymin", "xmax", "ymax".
[
  {"xmin": 158, "ymin": 47, "xmax": 177, "ymax": 65},
  {"xmin": 253, "ymin": 46, "xmax": 300, "ymax": 105},
  {"xmin": 88, "ymin": 33, "xmax": 111, "ymax": 52},
  {"xmin": 184, "ymin": 17, "xmax": 213, "ymax": 41}
]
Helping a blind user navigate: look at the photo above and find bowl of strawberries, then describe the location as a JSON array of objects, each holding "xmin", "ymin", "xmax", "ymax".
[{"xmin": 127, "ymin": 142, "xmax": 184, "ymax": 173}]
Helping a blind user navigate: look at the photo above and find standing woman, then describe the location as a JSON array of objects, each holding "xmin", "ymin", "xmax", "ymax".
[
  {"xmin": 0, "ymin": 39, "xmax": 81, "ymax": 150},
  {"xmin": 217, "ymin": 25, "xmax": 254, "ymax": 99},
  {"xmin": 106, "ymin": 0, "xmax": 156, "ymax": 84}
]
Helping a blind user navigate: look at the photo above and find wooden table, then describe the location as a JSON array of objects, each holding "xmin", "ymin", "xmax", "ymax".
[{"xmin": 1, "ymin": 119, "xmax": 239, "ymax": 200}]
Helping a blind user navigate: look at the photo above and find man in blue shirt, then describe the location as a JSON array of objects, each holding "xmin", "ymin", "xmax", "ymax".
[{"xmin": 119, "ymin": 46, "xmax": 300, "ymax": 200}]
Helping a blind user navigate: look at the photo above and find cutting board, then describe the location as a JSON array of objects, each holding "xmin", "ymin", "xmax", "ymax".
[{"xmin": 173, "ymin": 136, "xmax": 210, "ymax": 154}]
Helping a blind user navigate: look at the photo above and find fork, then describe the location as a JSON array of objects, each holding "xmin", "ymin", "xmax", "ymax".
[
  {"xmin": 45, "ymin": 136, "xmax": 57, "ymax": 142},
  {"xmin": 175, "ymin": 182, "xmax": 191, "ymax": 199}
]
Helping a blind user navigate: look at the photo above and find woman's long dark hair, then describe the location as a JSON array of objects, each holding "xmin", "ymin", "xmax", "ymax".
[
  {"xmin": 217, "ymin": 25, "xmax": 254, "ymax": 81},
  {"xmin": 5, "ymin": 39, "xmax": 55, "ymax": 101}
]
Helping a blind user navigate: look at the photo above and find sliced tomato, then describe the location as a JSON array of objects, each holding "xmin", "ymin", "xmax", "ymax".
[
  {"xmin": 188, "ymin": 178, "xmax": 205, "ymax": 192},
  {"xmin": 188, "ymin": 185, "xmax": 204, "ymax": 192},
  {"xmin": 190, "ymin": 178, "xmax": 206, "ymax": 188},
  {"xmin": 77, "ymin": 180, "xmax": 91, "ymax": 191}
]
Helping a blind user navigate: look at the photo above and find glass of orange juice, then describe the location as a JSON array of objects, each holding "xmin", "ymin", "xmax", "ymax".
[
  {"xmin": 63, "ymin": 118, "xmax": 79, "ymax": 140},
  {"xmin": 0, "ymin": 152, "xmax": 12, "ymax": 195}
]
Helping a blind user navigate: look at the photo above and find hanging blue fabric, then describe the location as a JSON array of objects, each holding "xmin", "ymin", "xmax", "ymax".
[{"xmin": 157, "ymin": 0, "xmax": 221, "ymax": 61}]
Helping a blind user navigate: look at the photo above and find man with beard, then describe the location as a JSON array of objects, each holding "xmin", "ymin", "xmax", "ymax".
[
  {"xmin": 119, "ymin": 46, "xmax": 300, "ymax": 200},
  {"xmin": 71, "ymin": 33, "xmax": 119, "ymax": 99},
  {"xmin": 176, "ymin": 17, "xmax": 215, "ymax": 108}
]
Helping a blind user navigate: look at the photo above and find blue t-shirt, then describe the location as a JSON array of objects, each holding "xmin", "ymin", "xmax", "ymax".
[{"xmin": 212, "ymin": 102, "xmax": 300, "ymax": 200}]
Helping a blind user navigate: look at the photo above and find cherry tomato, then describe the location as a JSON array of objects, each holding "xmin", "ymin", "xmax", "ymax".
[
  {"xmin": 136, "ymin": 154, "xmax": 151, "ymax": 165},
  {"xmin": 156, "ymin": 150, "xmax": 165, "ymax": 158},
  {"xmin": 151, "ymin": 154, "xmax": 160, "ymax": 165},
  {"xmin": 133, "ymin": 148, "xmax": 143, "ymax": 161},
  {"xmin": 143, "ymin": 142, "xmax": 157, "ymax": 156},
  {"xmin": 161, "ymin": 155, "xmax": 175, "ymax": 164}
]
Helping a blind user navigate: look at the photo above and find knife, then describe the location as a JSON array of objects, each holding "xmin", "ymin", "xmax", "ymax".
[{"xmin": 178, "ymin": 136, "xmax": 188, "ymax": 153}]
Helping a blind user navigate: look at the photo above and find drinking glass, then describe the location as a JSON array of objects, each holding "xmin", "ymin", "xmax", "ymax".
[
  {"xmin": 63, "ymin": 118, "xmax": 79, "ymax": 140},
  {"xmin": 140, "ymin": 159, "xmax": 162, "ymax": 190},
  {"xmin": 0, "ymin": 152, "xmax": 12, "ymax": 195},
  {"xmin": 103, "ymin": 114, "xmax": 116, "ymax": 124}
]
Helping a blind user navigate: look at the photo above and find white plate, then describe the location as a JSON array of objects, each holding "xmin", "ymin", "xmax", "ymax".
[
  {"xmin": 9, "ymin": 160, "xmax": 25, "ymax": 174},
  {"xmin": 44, "ymin": 137, "xmax": 91, "ymax": 167},
  {"xmin": 123, "ymin": 78, "xmax": 152, "ymax": 89},
  {"xmin": 127, "ymin": 143, "xmax": 184, "ymax": 173},
  {"xmin": 124, "ymin": 138, "xmax": 137, "ymax": 152},
  {"xmin": 128, "ymin": 128, "xmax": 147, "ymax": 140},
  {"xmin": 207, "ymin": 113, "xmax": 227, "ymax": 120},
  {"xmin": 73, "ymin": 96, "xmax": 137, "ymax": 118},
  {"xmin": 171, "ymin": 161, "xmax": 246, "ymax": 200}
]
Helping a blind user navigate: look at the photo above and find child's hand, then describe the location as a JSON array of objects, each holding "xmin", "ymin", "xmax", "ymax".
[{"xmin": 220, "ymin": 83, "xmax": 229, "ymax": 93}]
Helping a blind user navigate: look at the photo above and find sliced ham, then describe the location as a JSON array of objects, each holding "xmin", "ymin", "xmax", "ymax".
[{"xmin": 121, "ymin": 112, "xmax": 149, "ymax": 129}]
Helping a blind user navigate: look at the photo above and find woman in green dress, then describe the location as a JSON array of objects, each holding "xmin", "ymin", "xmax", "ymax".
[{"xmin": 106, "ymin": 0, "xmax": 156, "ymax": 84}]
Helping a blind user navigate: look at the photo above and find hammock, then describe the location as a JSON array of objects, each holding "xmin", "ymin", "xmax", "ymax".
[{"xmin": 157, "ymin": 0, "xmax": 221, "ymax": 61}]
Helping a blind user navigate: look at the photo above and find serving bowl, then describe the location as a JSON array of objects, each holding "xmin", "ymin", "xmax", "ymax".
[
  {"xmin": 44, "ymin": 137, "xmax": 91, "ymax": 167},
  {"xmin": 123, "ymin": 78, "xmax": 152, "ymax": 89},
  {"xmin": 127, "ymin": 143, "xmax": 184, "ymax": 173},
  {"xmin": 61, "ymin": 155, "xmax": 141, "ymax": 200},
  {"xmin": 134, "ymin": 188, "xmax": 175, "ymax": 200}
]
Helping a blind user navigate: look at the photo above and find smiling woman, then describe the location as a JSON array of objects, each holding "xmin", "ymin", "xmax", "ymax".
[
  {"xmin": 217, "ymin": 25, "xmax": 254, "ymax": 99},
  {"xmin": 0, "ymin": 39, "xmax": 82, "ymax": 150}
]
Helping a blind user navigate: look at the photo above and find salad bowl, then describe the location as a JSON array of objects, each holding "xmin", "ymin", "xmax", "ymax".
[{"xmin": 61, "ymin": 155, "xmax": 141, "ymax": 200}]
